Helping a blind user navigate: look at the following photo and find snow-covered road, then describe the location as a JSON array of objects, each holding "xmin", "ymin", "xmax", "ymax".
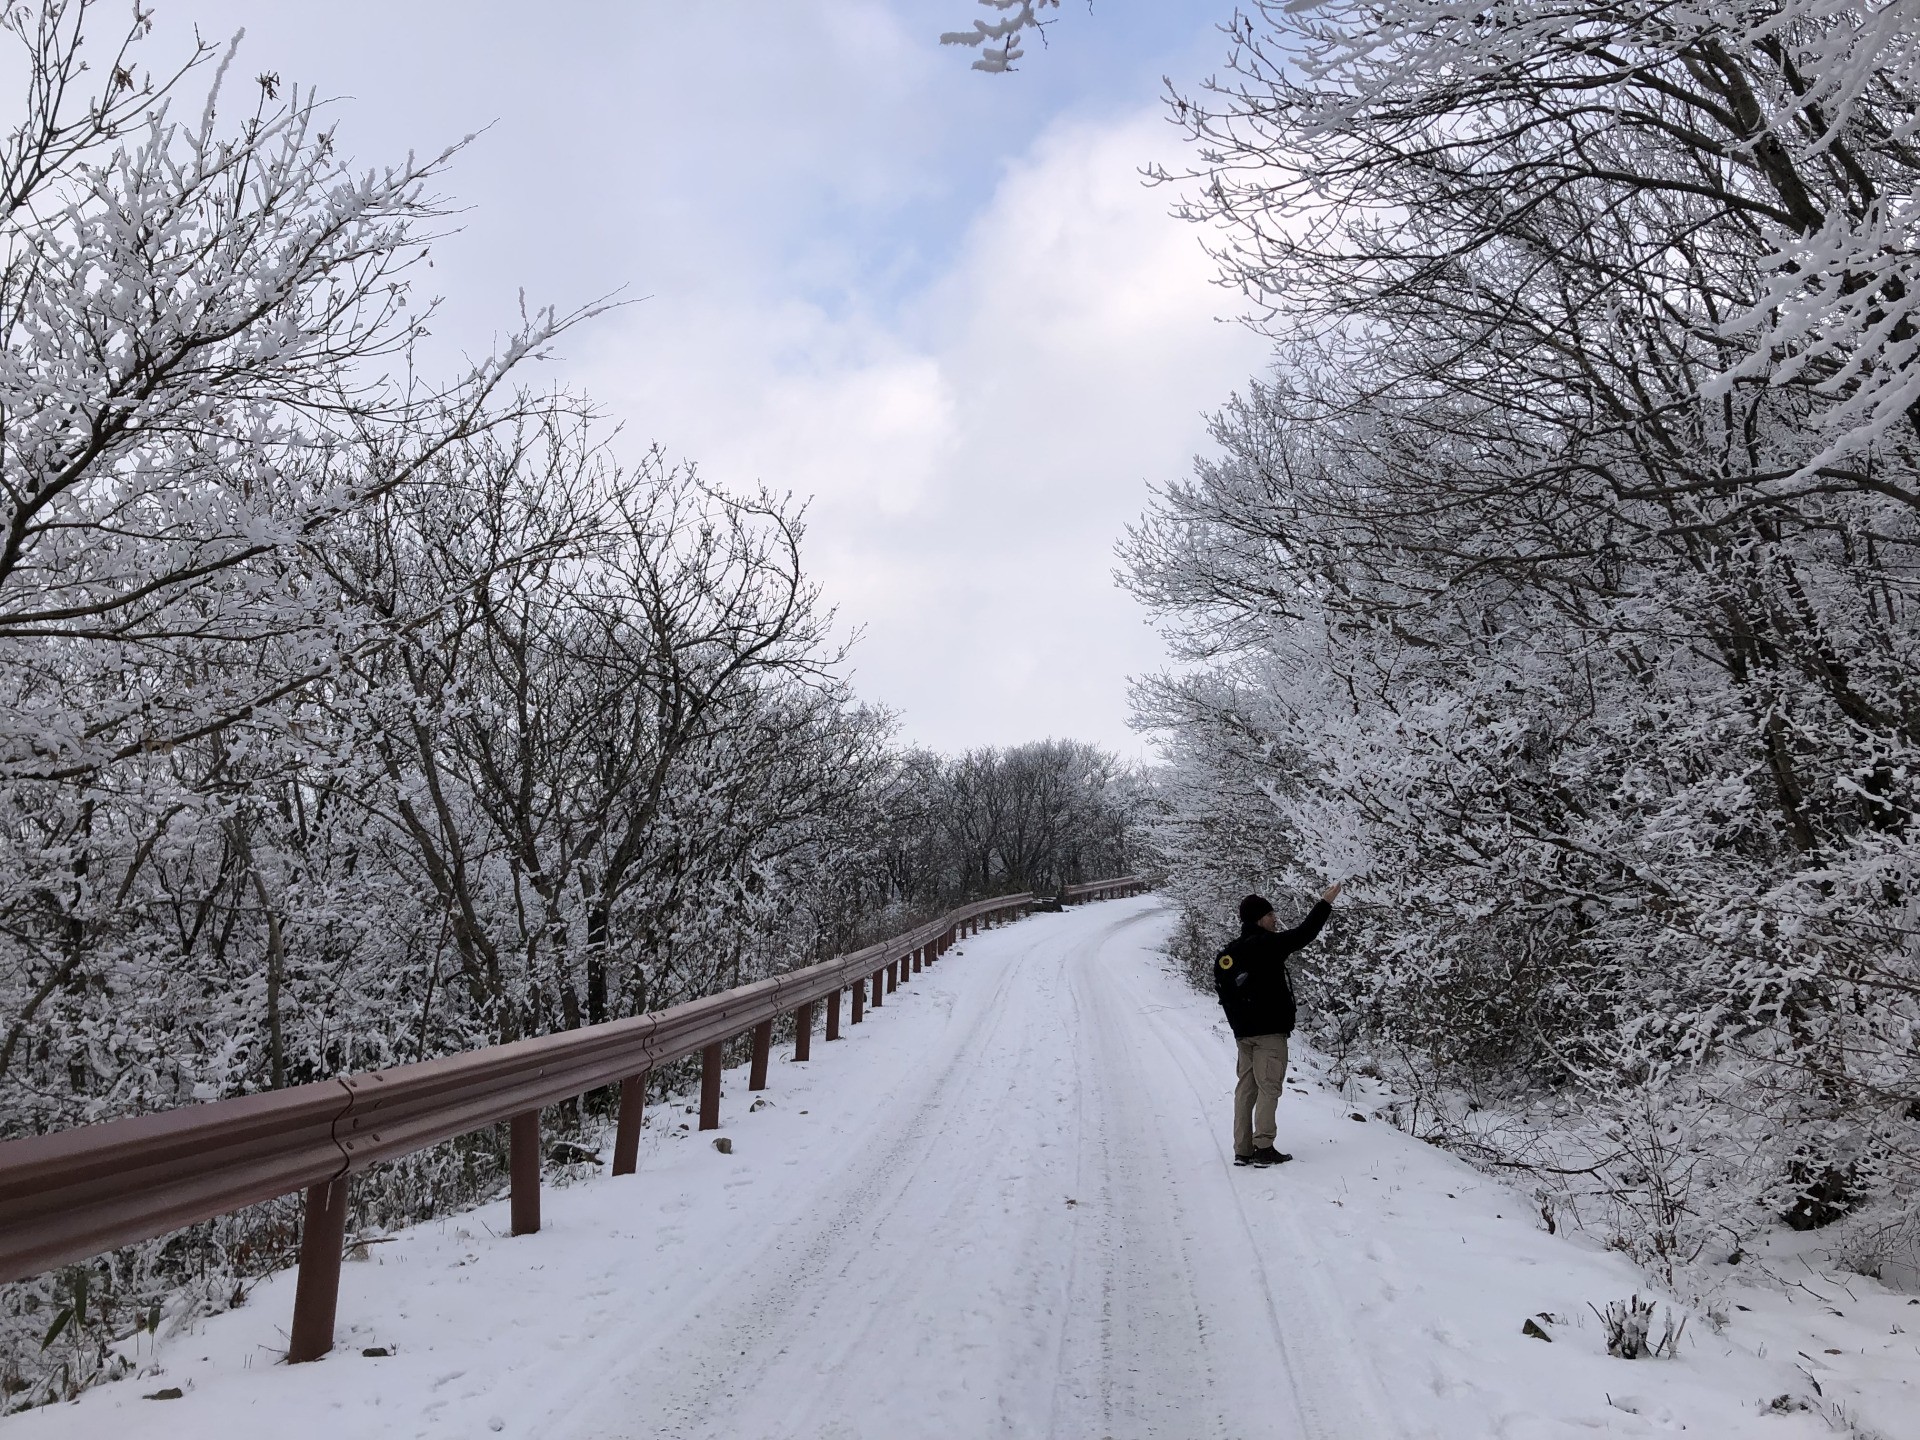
[
  {"xmin": 18, "ymin": 897, "xmax": 1911, "ymax": 1439},
  {"xmin": 549, "ymin": 896, "xmax": 1396, "ymax": 1440}
]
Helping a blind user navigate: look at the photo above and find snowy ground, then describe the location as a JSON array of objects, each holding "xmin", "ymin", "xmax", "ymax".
[{"xmin": 11, "ymin": 897, "xmax": 1917, "ymax": 1438}]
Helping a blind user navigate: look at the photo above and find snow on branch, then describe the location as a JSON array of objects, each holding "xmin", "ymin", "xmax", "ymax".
[{"xmin": 940, "ymin": 0, "xmax": 1060, "ymax": 73}]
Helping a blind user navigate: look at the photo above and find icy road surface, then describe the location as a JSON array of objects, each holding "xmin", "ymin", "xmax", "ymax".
[{"xmin": 19, "ymin": 897, "xmax": 1909, "ymax": 1439}]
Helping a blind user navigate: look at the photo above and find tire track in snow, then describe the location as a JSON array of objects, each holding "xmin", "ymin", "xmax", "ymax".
[
  {"xmin": 543, "ymin": 916, "xmax": 1085, "ymax": 1439},
  {"xmin": 1049, "ymin": 903, "xmax": 1242, "ymax": 1438},
  {"xmin": 1103, "ymin": 922, "xmax": 1408, "ymax": 1439}
]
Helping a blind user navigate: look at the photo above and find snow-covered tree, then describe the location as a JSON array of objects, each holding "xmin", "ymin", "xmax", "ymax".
[
  {"xmin": 0, "ymin": 5, "xmax": 1150, "ymax": 1404},
  {"xmin": 1133, "ymin": 0, "xmax": 1920, "ymax": 1276}
]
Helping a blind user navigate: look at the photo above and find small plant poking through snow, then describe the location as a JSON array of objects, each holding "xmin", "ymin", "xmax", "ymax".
[{"xmin": 1591, "ymin": 1295, "xmax": 1687, "ymax": 1359}]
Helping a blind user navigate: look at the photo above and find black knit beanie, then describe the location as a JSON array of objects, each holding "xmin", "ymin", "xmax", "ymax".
[{"xmin": 1238, "ymin": 894, "xmax": 1274, "ymax": 929}]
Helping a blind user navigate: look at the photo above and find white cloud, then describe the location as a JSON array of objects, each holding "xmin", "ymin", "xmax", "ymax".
[{"xmin": 573, "ymin": 106, "xmax": 1269, "ymax": 754}]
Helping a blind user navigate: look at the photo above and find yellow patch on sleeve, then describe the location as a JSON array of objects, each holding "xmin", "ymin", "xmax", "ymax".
[{"xmin": 1218, "ymin": 954, "xmax": 1234, "ymax": 970}]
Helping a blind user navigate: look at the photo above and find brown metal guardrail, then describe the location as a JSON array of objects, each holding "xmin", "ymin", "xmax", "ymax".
[
  {"xmin": 0, "ymin": 880, "xmax": 1146, "ymax": 1363},
  {"xmin": 1061, "ymin": 875, "xmax": 1149, "ymax": 904}
]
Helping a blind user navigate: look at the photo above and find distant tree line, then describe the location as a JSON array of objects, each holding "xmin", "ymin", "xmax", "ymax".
[{"xmin": 862, "ymin": 740, "xmax": 1142, "ymax": 912}]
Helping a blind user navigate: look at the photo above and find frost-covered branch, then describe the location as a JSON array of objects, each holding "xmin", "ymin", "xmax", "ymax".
[{"xmin": 940, "ymin": 0, "xmax": 1060, "ymax": 73}]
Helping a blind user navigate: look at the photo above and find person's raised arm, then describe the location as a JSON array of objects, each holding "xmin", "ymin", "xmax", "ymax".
[{"xmin": 1275, "ymin": 882, "xmax": 1341, "ymax": 952}]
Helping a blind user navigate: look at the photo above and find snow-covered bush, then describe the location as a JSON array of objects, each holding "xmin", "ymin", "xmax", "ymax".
[{"xmin": 1592, "ymin": 1295, "xmax": 1686, "ymax": 1360}]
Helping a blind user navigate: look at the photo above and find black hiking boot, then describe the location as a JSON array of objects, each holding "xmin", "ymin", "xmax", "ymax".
[
  {"xmin": 1233, "ymin": 1152, "xmax": 1256, "ymax": 1166},
  {"xmin": 1249, "ymin": 1146, "xmax": 1292, "ymax": 1166}
]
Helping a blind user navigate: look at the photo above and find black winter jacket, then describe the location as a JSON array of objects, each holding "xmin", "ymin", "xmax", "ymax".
[{"xmin": 1212, "ymin": 900, "xmax": 1331, "ymax": 1039}]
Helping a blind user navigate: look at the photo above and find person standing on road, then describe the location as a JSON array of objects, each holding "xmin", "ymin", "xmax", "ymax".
[{"xmin": 1214, "ymin": 885, "xmax": 1343, "ymax": 1167}]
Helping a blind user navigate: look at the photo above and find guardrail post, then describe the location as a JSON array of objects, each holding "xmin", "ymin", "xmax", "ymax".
[
  {"xmin": 851, "ymin": 978, "xmax": 865, "ymax": 1024},
  {"xmin": 700, "ymin": 1043, "xmax": 723, "ymax": 1130},
  {"xmin": 794, "ymin": 1001, "xmax": 814, "ymax": 1061},
  {"xmin": 912, "ymin": 946, "xmax": 922, "ymax": 974},
  {"xmin": 510, "ymin": 1111, "xmax": 541, "ymax": 1235},
  {"xmin": 612, "ymin": 1073, "xmax": 647, "ymax": 1177},
  {"xmin": 827, "ymin": 987, "xmax": 842, "ymax": 1038},
  {"xmin": 886, "ymin": 960, "xmax": 898, "ymax": 995},
  {"xmin": 870, "ymin": 967, "xmax": 884, "ymax": 1007},
  {"xmin": 287, "ymin": 1175, "xmax": 350, "ymax": 1363},
  {"xmin": 749, "ymin": 1020, "xmax": 773, "ymax": 1091}
]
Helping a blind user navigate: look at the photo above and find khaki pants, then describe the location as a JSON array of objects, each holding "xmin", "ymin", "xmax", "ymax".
[{"xmin": 1233, "ymin": 1033, "xmax": 1290, "ymax": 1156}]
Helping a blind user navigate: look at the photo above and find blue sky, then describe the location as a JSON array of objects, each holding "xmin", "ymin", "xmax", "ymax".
[{"xmin": 155, "ymin": 0, "xmax": 1268, "ymax": 755}]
